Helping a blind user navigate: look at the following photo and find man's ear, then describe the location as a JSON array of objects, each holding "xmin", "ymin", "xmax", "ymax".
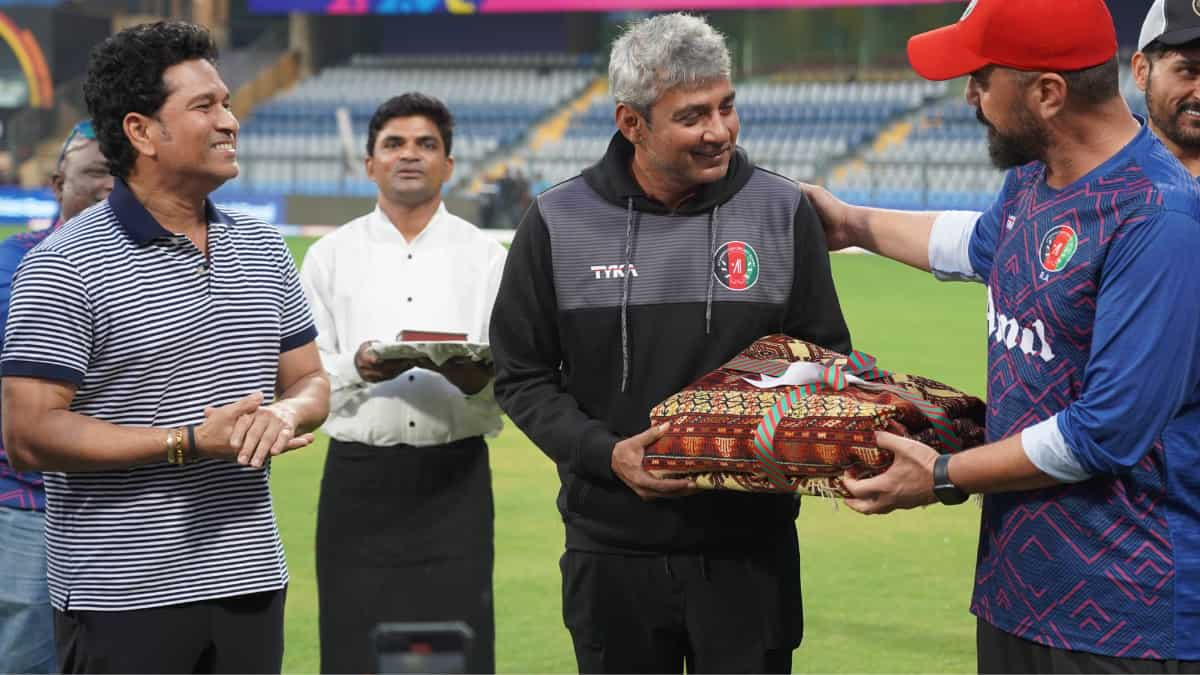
[
  {"xmin": 123, "ymin": 112, "xmax": 158, "ymax": 160},
  {"xmin": 50, "ymin": 171, "xmax": 64, "ymax": 202},
  {"xmin": 1133, "ymin": 51, "xmax": 1151, "ymax": 93},
  {"xmin": 616, "ymin": 102, "xmax": 648, "ymax": 145},
  {"xmin": 1028, "ymin": 72, "xmax": 1068, "ymax": 122}
]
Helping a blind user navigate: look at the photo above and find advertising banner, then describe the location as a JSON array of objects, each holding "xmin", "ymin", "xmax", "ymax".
[{"xmin": 250, "ymin": 0, "xmax": 956, "ymax": 13}]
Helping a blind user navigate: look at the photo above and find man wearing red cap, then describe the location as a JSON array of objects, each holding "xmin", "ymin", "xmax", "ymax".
[{"xmin": 805, "ymin": 0, "xmax": 1200, "ymax": 671}]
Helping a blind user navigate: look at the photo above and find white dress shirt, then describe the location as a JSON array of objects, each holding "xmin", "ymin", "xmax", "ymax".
[{"xmin": 300, "ymin": 203, "xmax": 507, "ymax": 447}]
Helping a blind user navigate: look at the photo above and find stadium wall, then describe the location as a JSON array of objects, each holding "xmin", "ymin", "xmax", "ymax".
[{"xmin": 284, "ymin": 193, "xmax": 480, "ymax": 226}]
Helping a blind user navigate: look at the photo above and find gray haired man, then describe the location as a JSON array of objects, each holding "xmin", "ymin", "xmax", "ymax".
[{"xmin": 490, "ymin": 13, "xmax": 850, "ymax": 674}]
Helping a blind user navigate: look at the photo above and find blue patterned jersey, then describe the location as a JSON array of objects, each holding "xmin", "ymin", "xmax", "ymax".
[
  {"xmin": 966, "ymin": 124, "xmax": 1200, "ymax": 659},
  {"xmin": 0, "ymin": 225, "xmax": 54, "ymax": 511}
]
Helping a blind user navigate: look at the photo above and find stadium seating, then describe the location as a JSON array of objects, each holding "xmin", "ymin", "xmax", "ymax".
[
  {"xmin": 223, "ymin": 54, "xmax": 596, "ymax": 197},
  {"xmin": 827, "ymin": 60, "xmax": 1148, "ymax": 212},
  {"xmin": 226, "ymin": 56, "xmax": 1151, "ymax": 209},
  {"xmin": 520, "ymin": 79, "xmax": 948, "ymax": 193},
  {"xmin": 829, "ymin": 98, "xmax": 1000, "ymax": 211}
]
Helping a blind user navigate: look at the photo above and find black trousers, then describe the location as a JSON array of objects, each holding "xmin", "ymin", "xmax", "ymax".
[
  {"xmin": 977, "ymin": 618, "xmax": 1200, "ymax": 674},
  {"xmin": 561, "ymin": 527, "xmax": 803, "ymax": 674},
  {"xmin": 316, "ymin": 436, "xmax": 494, "ymax": 674},
  {"xmin": 53, "ymin": 588, "xmax": 285, "ymax": 674}
]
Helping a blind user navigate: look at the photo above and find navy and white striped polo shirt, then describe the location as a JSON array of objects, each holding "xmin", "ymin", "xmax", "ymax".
[{"xmin": 0, "ymin": 178, "xmax": 316, "ymax": 611}]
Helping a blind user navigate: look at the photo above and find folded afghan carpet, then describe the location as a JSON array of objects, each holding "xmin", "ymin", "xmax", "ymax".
[{"xmin": 642, "ymin": 335, "xmax": 986, "ymax": 496}]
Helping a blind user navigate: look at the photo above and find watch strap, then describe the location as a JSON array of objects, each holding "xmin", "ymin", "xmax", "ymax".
[{"xmin": 932, "ymin": 453, "xmax": 968, "ymax": 505}]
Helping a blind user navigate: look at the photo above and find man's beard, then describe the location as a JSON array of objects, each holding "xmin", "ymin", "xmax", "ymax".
[
  {"xmin": 1145, "ymin": 86, "xmax": 1200, "ymax": 152},
  {"xmin": 977, "ymin": 106, "xmax": 1049, "ymax": 169}
]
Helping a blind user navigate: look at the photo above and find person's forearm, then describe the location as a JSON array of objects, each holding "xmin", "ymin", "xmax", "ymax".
[
  {"xmin": 271, "ymin": 370, "xmax": 330, "ymax": 435},
  {"xmin": 947, "ymin": 434, "xmax": 1062, "ymax": 494},
  {"xmin": 5, "ymin": 409, "xmax": 172, "ymax": 472},
  {"xmin": 849, "ymin": 206, "xmax": 939, "ymax": 271}
]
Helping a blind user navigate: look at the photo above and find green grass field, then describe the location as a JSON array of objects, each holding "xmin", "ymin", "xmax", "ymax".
[
  {"xmin": 274, "ymin": 237, "xmax": 990, "ymax": 673},
  {"xmin": 0, "ymin": 228, "xmax": 987, "ymax": 672}
]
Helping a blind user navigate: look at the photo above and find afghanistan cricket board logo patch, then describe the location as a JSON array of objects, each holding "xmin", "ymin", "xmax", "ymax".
[
  {"xmin": 714, "ymin": 240, "xmax": 760, "ymax": 291},
  {"xmin": 1039, "ymin": 225, "xmax": 1078, "ymax": 273}
]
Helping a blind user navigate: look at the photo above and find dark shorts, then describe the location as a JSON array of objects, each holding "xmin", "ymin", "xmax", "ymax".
[
  {"xmin": 561, "ymin": 527, "xmax": 802, "ymax": 674},
  {"xmin": 316, "ymin": 436, "xmax": 494, "ymax": 674},
  {"xmin": 53, "ymin": 588, "xmax": 285, "ymax": 674},
  {"xmin": 977, "ymin": 617, "xmax": 1200, "ymax": 674}
]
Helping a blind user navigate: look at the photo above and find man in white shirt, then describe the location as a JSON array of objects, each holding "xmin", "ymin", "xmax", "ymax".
[{"xmin": 300, "ymin": 92, "xmax": 506, "ymax": 674}]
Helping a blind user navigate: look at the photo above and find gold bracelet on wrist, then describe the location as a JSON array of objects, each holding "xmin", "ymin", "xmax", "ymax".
[{"xmin": 166, "ymin": 427, "xmax": 187, "ymax": 465}]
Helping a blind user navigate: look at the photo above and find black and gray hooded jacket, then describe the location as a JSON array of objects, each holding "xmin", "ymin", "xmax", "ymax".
[{"xmin": 491, "ymin": 132, "xmax": 852, "ymax": 554}]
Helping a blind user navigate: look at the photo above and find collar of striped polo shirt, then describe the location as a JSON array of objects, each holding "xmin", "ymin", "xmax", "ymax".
[{"xmin": 108, "ymin": 178, "xmax": 225, "ymax": 278}]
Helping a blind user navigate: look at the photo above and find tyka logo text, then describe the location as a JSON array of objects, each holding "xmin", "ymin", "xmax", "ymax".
[{"xmin": 590, "ymin": 264, "xmax": 639, "ymax": 279}]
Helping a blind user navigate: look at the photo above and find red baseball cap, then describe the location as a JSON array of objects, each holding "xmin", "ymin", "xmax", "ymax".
[{"xmin": 907, "ymin": 0, "xmax": 1118, "ymax": 81}]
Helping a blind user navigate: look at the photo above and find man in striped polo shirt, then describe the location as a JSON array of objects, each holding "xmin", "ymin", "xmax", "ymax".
[{"xmin": 0, "ymin": 21, "xmax": 330, "ymax": 674}]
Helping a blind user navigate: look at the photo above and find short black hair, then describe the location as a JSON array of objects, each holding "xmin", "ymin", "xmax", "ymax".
[
  {"xmin": 1013, "ymin": 56, "xmax": 1120, "ymax": 108},
  {"xmin": 1142, "ymin": 39, "xmax": 1200, "ymax": 63},
  {"xmin": 366, "ymin": 93, "xmax": 454, "ymax": 157},
  {"xmin": 83, "ymin": 21, "xmax": 219, "ymax": 180},
  {"xmin": 1062, "ymin": 57, "xmax": 1121, "ymax": 106},
  {"xmin": 1143, "ymin": 42, "xmax": 1172, "ymax": 61}
]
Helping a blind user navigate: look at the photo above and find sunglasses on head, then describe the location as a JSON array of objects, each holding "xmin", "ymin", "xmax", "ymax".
[{"xmin": 56, "ymin": 120, "xmax": 96, "ymax": 168}]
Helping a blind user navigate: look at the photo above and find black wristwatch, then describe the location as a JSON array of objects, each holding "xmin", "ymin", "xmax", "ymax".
[{"xmin": 932, "ymin": 453, "xmax": 968, "ymax": 505}]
